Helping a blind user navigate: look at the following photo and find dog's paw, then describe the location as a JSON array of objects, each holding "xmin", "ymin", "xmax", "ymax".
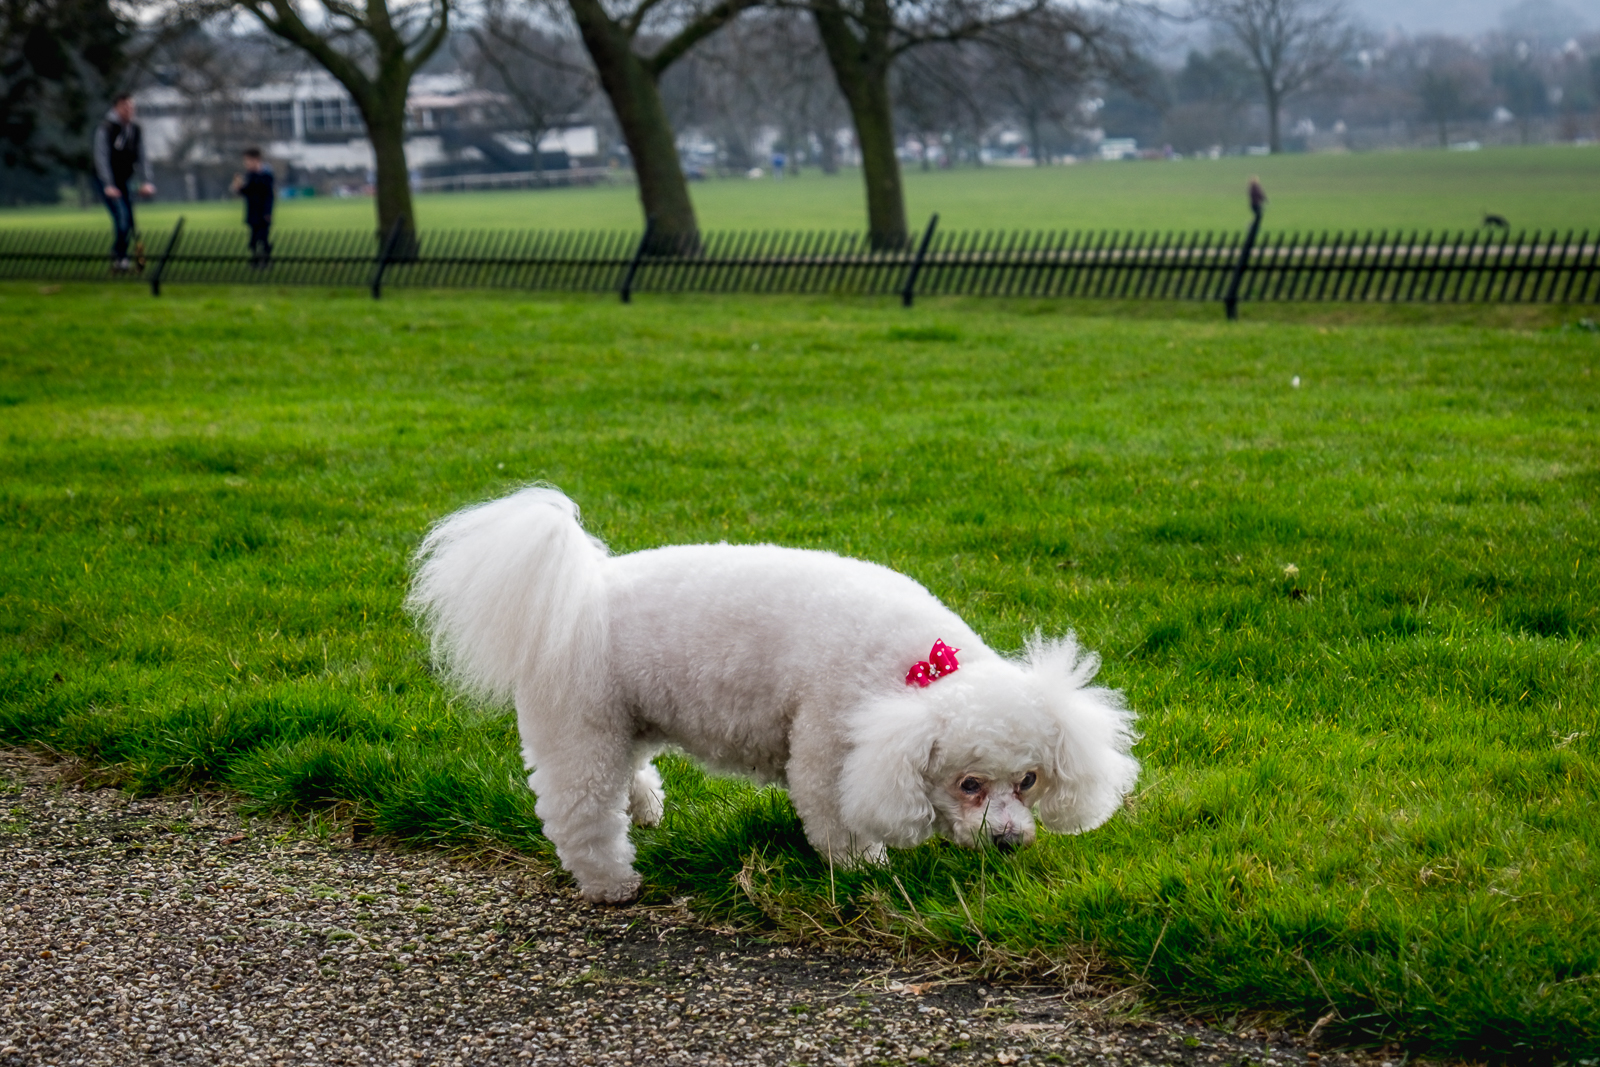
[
  {"xmin": 856, "ymin": 843, "xmax": 889, "ymax": 866},
  {"xmin": 831, "ymin": 843, "xmax": 889, "ymax": 869},
  {"xmin": 579, "ymin": 874, "xmax": 642, "ymax": 905}
]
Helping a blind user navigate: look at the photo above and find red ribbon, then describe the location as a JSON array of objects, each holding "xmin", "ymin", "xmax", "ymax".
[{"xmin": 906, "ymin": 640, "xmax": 960, "ymax": 687}]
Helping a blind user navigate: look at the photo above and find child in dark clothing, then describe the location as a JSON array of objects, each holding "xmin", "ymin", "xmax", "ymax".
[{"xmin": 230, "ymin": 148, "xmax": 275, "ymax": 267}]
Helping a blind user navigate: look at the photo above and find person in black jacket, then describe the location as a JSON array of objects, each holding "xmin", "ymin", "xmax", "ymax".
[
  {"xmin": 230, "ymin": 148, "xmax": 275, "ymax": 267},
  {"xmin": 93, "ymin": 93, "xmax": 155, "ymax": 272}
]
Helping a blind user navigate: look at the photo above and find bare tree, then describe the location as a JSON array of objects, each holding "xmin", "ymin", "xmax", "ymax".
[
  {"xmin": 1414, "ymin": 37, "xmax": 1489, "ymax": 147},
  {"xmin": 659, "ymin": 9, "xmax": 848, "ymax": 176},
  {"xmin": 980, "ymin": 9, "xmax": 1124, "ymax": 164},
  {"xmin": 229, "ymin": 0, "xmax": 451, "ymax": 237},
  {"xmin": 1162, "ymin": 47, "xmax": 1257, "ymax": 153},
  {"xmin": 776, "ymin": 21, "xmax": 853, "ymax": 173},
  {"xmin": 742, "ymin": 10, "xmax": 850, "ymax": 175},
  {"xmin": 463, "ymin": 2, "xmax": 597, "ymax": 171},
  {"xmin": 893, "ymin": 43, "xmax": 979, "ymax": 170},
  {"xmin": 657, "ymin": 22, "xmax": 767, "ymax": 172},
  {"xmin": 563, "ymin": 0, "xmax": 761, "ymax": 249},
  {"xmin": 1491, "ymin": 42, "xmax": 1550, "ymax": 145},
  {"xmin": 139, "ymin": 28, "xmax": 294, "ymax": 196},
  {"xmin": 885, "ymin": 14, "xmax": 1118, "ymax": 173},
  {"xmin": 809, "ymin": 0, "xmax": 996, "ymax": 247},
  {"xmin": 1193, "ymin": 0, "xmax": 1354, "ymax": 153},
  {"xmin": 806, "ymin": 0, "xmax": 1114, "ymax": 247}
]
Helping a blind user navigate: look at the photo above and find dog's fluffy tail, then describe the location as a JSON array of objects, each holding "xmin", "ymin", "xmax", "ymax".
[{"xmin": 406, "ymin": 485, "xmax": 610, "ymax": 710}]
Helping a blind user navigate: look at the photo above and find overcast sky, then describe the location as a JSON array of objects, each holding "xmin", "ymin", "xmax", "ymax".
[
  {"xmin": 1348, "ymin": 0, "xmax": 1591, "ymax": 37},
  {"xmin": 1155, "ymin": 0, "xmax": 1591, "ymax": 42},
  {"xmin": 1346, "ymin": 0, "xmax": 1505, "ymax": 34}
]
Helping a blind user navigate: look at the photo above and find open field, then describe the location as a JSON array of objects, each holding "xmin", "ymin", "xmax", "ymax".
[
  {"xmin": 4, "ymin": 144, "xmax": 1598, "ymax": 236},
  {"xmin": 1, "ymin": 284, "xmax": 1598, "ymax": 1059}
]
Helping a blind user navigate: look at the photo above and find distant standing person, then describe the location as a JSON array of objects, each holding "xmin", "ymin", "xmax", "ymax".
[
  {"xmin": 93, "ymin": 93, "xmax": 155, "ymax": 273},
  {"xmin": 231, "ymin": 148, "xmax": 275, "ymax": 267}
]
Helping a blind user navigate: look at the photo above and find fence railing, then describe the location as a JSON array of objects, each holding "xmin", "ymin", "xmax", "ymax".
[{"xmin": 2, "ymin": 219, "xmax": 1597, "ymax": 307}]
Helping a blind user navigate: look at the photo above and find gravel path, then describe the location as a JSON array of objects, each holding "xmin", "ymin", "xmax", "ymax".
[{"xmin": 1, "ymin": 752, "xmax": 1394, "ymax": 1067}]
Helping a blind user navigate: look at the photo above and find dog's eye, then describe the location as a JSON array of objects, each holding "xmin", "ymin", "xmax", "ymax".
[
  {"xmin": 1019, "ymin": 772, "xmax": 1037, "ymax": 791},
  {"xmin": 959, "ymin": 777, "xmax": 984, "ymax": 795}
]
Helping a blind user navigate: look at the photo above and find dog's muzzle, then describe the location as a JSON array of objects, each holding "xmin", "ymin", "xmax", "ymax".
[{"xmin": 992, "ymin": 830, "xmax": 1024, "ymax": 852}]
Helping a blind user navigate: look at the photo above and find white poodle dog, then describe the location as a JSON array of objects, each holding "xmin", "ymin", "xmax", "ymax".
[{"xmin": 407, "ymin": 486, "xmax": 1139, "ymax": 903}]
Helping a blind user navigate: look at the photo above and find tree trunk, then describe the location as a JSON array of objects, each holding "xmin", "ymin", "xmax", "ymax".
[
  {"xmin": 722, "ymin": 125, "xmax": 753, "ymax": 171},
  {"xmin": 568, "ymin": 0, "xmax": 699, "ymax": 250},
  {"xmin": 851, "ymin": 79, "xmax": 908, "ymax": 248},
  {"xmin": 1026, "ymin": 112, "xmax": 1045, "ymax": 166},
  {"xmin": 241, "ymin": 0, "xmax": 449, "ymax": 243},
  {"xmin": 812, "ymin": 0, "xmax": 907, "ymax": 249},
  {"xmin": 361, "ymin": 86, "xmax": 417, "ymax": 245},
  {"xmin": 529, "ymin": 127, "xmax": 546, "ymax": 172},
  {"xmin": 817, "ymin": 125, "xmax": 839, "ymax": 174},
  {"xmin": 1265, "ymin": 85, "xmax": 1281, "ymax": 153}
]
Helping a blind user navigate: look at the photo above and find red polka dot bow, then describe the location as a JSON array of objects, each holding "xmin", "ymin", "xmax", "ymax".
[{"xmin": 905, "ymin": 640, "xmax": 961, "ymax": 688}]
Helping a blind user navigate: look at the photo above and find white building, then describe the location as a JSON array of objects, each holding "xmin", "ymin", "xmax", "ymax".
[
  {"xmin": 1097, "ymin": 138, "xmax": 1138, "ymax": 161},
  {"xmin": 136, "ymin": 72, "xmax": 601, "ymax": 196}
]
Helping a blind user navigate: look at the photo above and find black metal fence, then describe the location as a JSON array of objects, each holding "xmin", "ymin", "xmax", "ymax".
[{"xmin": 2, "ymin": 217, "xmax": 1597, "ymax": 306}]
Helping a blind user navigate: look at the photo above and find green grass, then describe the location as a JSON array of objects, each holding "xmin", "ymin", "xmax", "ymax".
[
  {"xmin": 2, "ymin": 283, "xmax": 1598, "ymax": 1060},
  {"xmin": 6, "ymin": 143, "xmax": 1599, "ymax": 235}
]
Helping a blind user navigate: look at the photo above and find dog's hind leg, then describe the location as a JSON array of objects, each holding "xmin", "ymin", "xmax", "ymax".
[
  {"xmin": 522, "ymin": 724, "xmax": 643, "ymax": 904},
  {"xmin": 628, "ymin": 751, "xmax": 665, "ymax": 827}
]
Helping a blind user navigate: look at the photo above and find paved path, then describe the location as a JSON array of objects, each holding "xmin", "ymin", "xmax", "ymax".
[{"xmin": 1, "ymin": 752, "xmax": 1384, "ymax": 1067}]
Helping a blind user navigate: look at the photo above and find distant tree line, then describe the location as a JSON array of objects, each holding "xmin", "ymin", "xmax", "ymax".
[{"xmin": 1135, "ymin": 0, "xmax": 1599, "ymax": 153}]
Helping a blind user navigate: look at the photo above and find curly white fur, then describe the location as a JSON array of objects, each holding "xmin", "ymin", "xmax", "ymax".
[{"xmin": 407, "ymin": 486, "xmax": 1140, "ymax": 903}]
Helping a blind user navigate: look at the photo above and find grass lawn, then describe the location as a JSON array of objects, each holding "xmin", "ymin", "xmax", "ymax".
[
  {"xmin": 1, "ymin": 283, "xmax": 1597, "ymax": 1059},
  {"xmin": 3, "ymin": 144, "xmax": 1598, "ymax": 236}
]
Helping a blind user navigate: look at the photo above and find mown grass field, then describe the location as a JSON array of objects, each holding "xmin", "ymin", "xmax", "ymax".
[
  {"xmin": 4, "ymin": 144, "xmax": 1598, "ymax": 236},
  {"xmin": 1, "ymin": 282, "xmax": 1597, "ymax": 1060}
]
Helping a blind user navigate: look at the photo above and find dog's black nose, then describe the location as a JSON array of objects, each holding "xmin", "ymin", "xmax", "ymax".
[{"xmin": 993, "ymin": 831, "xmax": 1023, "ymax": 852}]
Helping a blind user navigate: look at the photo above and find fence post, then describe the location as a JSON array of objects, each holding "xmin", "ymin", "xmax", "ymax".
[
  {"xmin": 369, "ymin": 218, "xmax": 408, "ymax": 300},
  {"xmin": 620, "ymin": 217, "xmax": 657, "ymax": 304},
  {"xmin": 900, "ymin": 214, "xmax": 940, "ymax": 308},
  {"xmin": 1223, "ymin": 181, "xmax": 1266, "ymax": 321},
  {"xmin": 149, "ymin": 217, "xmax": 186, "ymax": 297}
]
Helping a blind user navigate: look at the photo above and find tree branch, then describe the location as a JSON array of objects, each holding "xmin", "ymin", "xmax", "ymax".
[
  {"xmin": 238, "ymin": 0, "xmax": 374, "ymax": 101},
  {"xmin": 621, "ymin": 0, "xmax": 670, "ymax": 38},
  {"xmin": 480, "ymin": 19, "xmax": 597, "ymax": 78},
  {"xmin": 645, "ymin": 0, "xmax": 763, "ymax": 77},
  {"xmin": 403, "ymin": 4, "xmax": 451, "ymax": 71},
  {"xmin": 887, "ymin": 0, "xmax": 1047, "ymax": 57}
]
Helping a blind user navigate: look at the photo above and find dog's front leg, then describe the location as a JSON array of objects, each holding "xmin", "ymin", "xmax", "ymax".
[
  {"xmin": 805, "ymin": 826, "xmax": 889, "ymax": 870},
  {"xmin": 522, "ymin": 723, "xmax": 643, "ymax": 904},
  {"xmin": 786, "ymin": 741, "xmax": 891, "ymax": 870}
]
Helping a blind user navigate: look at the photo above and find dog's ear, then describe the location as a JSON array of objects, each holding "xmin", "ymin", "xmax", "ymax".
[
  {"xmin": 1025, "ymin": 632, "xmax": 1141, "ymax": 834},
  {"xmin": 838, "ymin": 694, "xmax": 939, "ymax": 848}
]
